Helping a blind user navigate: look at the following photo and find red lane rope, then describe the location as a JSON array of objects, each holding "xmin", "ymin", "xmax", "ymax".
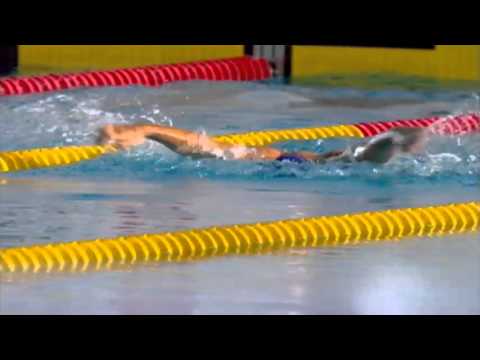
[
  {"xmin": 0, "ymin": 56, "xmax": 272, "ymax": 97},
  {"xmin": 354, "ymin": 113, "xmax": 480, "ymax": 137}
]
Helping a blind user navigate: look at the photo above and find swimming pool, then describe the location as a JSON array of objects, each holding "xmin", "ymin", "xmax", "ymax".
[{"xmin": 1, "ymin": 80, "xmax": 479, "ymax": 314}]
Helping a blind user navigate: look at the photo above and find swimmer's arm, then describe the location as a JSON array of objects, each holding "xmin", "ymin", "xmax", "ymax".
[
  {"xmin": 98, "ymin": 123, "xmax": 223, "ymax": 155},
  {"xmin": 355, "ymin": 127, "xmax": 428, "ymax": 164},
  {"xmin": 144, "ymin": 126, "xmax": 283, "ymax": 160},
  {"xmin": 97, "ymin": 124, "xmax": 283, "ymax": 160}
]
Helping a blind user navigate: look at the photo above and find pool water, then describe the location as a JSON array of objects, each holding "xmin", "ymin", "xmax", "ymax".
[{"xmin": 1, "ymin": 80, "xmax": 479, "ymax": 314}]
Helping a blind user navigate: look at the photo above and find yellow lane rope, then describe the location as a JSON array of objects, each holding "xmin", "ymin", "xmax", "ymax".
[
  {"xmin": 0, "ymin": 145, "xmax": 117, "ymax": 173},
  {"xmin": 212, "ymin": 124, "xmax": 364, "ymax": 146},
  {"xmin": 1, "ymin": 202, "xmax": 478, "ymax": 274}
]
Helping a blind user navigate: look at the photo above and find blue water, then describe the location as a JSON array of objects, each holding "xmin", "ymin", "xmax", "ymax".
[{"xmin": 1, "ymin": 81, "xmax": 479, "ymax": 314}]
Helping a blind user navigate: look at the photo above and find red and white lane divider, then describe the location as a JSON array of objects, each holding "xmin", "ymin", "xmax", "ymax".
[
  {"xmin": 0, "ymin": 56, "xmax": 272, "ymax": 97},
  {"xmin": 355, "ymin": 113, "xmax": 480, "ymax": 137}
]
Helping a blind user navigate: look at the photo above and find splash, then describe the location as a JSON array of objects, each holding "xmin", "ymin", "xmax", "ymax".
[{"xmin": 1, "ymin": 84, "xmax": 479, "ymax": 184}]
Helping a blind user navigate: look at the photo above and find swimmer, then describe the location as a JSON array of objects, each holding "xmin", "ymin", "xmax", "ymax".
[{"xmin": 97, "ymin": 123, "xmax": 429, "ymax": 165}]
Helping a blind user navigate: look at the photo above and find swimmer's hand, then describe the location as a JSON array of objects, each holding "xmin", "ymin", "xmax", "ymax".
[{"xmin": 96, "ymin": 124, "xmax": 147, "ymax": 150}]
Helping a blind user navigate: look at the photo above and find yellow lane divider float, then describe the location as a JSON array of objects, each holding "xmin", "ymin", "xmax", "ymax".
[
  {"xmin": 214, "ymin": 124, "xmax": 363, "ymax": 146},
  {"xmin": 0, "ymin": 145, "xmax": 117, "ymax": 173},
  {"xmin": 1, "ymin": 202, "xmax": 478, "ymax": 274}
]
